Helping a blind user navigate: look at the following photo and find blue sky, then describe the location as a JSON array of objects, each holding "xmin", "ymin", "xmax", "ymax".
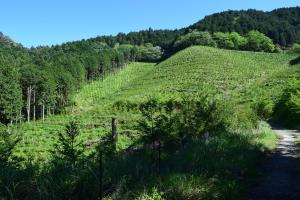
[{"xmin": 1, "ymin": 0, "xmax": 299, "ymax": 47}]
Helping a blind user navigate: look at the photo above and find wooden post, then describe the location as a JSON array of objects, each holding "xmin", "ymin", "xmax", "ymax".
[
  {"xmin": 158, "ymin": 139, "xmax": 161, "ymax": 176},
  {"xmin": 112, "ymin": 117, "xmax": 117, "ymax": 148},
  {"xmin": 99, "ymin": 150, "xmax": 103, "ymax": 200}
]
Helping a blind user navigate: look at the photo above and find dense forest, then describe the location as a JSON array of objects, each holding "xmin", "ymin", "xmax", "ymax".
[
  {"xmin": 90, "ymin": 7, "xmax": 300, "ymax": 51},
  {"xmin": 0, "ymin": 34, "xmax": 164, "ymax": 124},
  {"xmin": 190, "ymin": 7, "xmax": 300, "ymax": 46}
]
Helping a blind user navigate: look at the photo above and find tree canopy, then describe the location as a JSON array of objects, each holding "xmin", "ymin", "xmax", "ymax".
[{"xmin": 189, "ymin": 7, "xmax": 300, "ymax": 46}]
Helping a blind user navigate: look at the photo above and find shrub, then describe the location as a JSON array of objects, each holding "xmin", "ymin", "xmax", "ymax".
[
  {"xmin": 51, "ymin": 121, "xmax": 84, "ymax": 167},
  {"xmin": 273, "ymin": 80, "xmax": 300, "ymax": 128},
  {"xmin": 229, "ymin": 32, "xmax": 248, "ymax": 50},
  {"xmin": 254, "ymin": 100, "xmax": 275, "ymax": 121},
  {"xmin": 289, "ymin": 43, "xmax": 300, "ymax": 54},
  {"xmin": 174, "ymin": 31, "xmax": 216, "ymax": 51},
  {"xmin": 0, "ymin": 127, "xmax": 20, "ymax": 165},
  {"xmin": 213, "ymin": 32, "xmax": 247, "ymax": 50},
  {"xmin": 136, "ymin": 188, "xmax": 164, "ymax": 200},
  {"xmin": 137, "ymin": 43, "xmax": 163, "ymax": 62},
  {"xmin": 134, "ymin": 96, "xmax": 229, "ymax": 153},
  {"xmin": 245, "ymin": 31, "xmax": 276, "ymax": 52}
]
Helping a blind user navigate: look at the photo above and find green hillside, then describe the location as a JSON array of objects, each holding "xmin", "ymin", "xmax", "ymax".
[
  {"xmin": 4, "ymin": 45, "xmax": 300, "ymax": 199},
  {"xmin": 17, "ymin": 46, "xmax": 299, "ymax": 161},
  {"xmin": 75, "ymin": 45, "xmax": 299, "ymax": 117}
]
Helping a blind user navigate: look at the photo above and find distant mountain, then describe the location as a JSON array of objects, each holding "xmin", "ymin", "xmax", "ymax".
[{"xmin": 189, "ymin": 7, "xmax": 300, "ymax": 46}]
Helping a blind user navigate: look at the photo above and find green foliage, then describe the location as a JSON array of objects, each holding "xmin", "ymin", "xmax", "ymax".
[
  {"xmin": 0, "ymin": 34, "xmax": 151, "ymax": 124},
  {"xmin": 190, "ymin": 7, "xmax": 300, "ymax": 46},
  {"xmin": 136, "ymin": 188, "xmax": 164, "ymax": 200},
  {"xmin": 174, "ymin": 30, "xmax": 276, "ymax": 53},
  {"xmin": 0, "ymin": 61, "xmax": 22, "ymax": 124},
  {"xmin": 254, "ymin": 122, "xmax": 278, "ymax": 151},
  {"xmin": 289, "ymin": 43, "xmax": 300, "ymax": 54},
  {"xmin": 52, "ymin": 121, "xmax": 84, "ymax": 167},
  {"xmin": 17, "ymin": 46, "xmax": 298, "ymax": 160},
  {"xmin": 230, "ymin": 32, "xmax": 248, "ymax": 49},
  {"xmin": 2, "ymin": 10, "xmax": 299, "ymax": 198},
  {"xmin": 0, "ymin": 45, "xmax": 287, "ymax": 199},
  {"xmin": 130, "ymin": 96, "xmax": 229, "ymax": 156},
  {"xmin": 174, "ymin": 31, "xmax": 216, "ymax": 51},
  {"xmin": 106, "ymin": 122, "xmax": 276, "ymax": 200},
  {"xmin": 137, "ymin": 43, "xmax": 163, "ymax": 62},
  {"xmin": 95, "ymin": 133, "xmax": 117, "ymax": 159},
  {"xmin": 254, "ymin": 100, "xmax": 275, "ymax": 121},
  {"xmin": 213, "ymin": 32, "xmax": 247, "ymax": 50},
  {"xmin": 273, "ymin": 80, "xmax": 300, "ymax": 128},
  {"xmin": 56, "ymin": 71, "xmax": 76, "ymax": 109},
  {"xmin": 1, "ymin": 9, "xmax": 295, "ymax": 124},
  {"xmin": 245, "ymin": 31, "xmax": 276, "ymax": 52},
  {"xmin": 136, "ymin": 98, "xmax": 162, "ymax": 144},
  {"xmin": 37, "ymin": 70, "xmax": 57, "ymax": 110},
  {"xmin": 0, "ymin": 127, "xmax": 20, "ymax": 165}
]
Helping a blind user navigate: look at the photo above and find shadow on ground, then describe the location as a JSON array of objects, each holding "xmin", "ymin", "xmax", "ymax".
[
  {"xmin": 244, "ymin": 130, "xmax": 300, "ymax": 200},
  {"xmin": 290, "ymin": 56, "xmax": 300, "ymax": 66}
]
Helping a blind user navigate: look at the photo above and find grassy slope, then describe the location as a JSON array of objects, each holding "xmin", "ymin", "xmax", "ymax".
[{"xmin": 16, "ymin": 46, "xmax": 299, "ymax": 161}]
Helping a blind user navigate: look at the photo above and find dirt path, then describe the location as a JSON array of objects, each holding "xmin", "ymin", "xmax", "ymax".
[{"xmin": 245, "ymin": 129, "xmax": 300, "ymax": 200}]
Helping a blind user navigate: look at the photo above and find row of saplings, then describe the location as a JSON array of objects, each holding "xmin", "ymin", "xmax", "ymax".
[{"xmin": 0, "ymin": 96, "xmax": 258, "ymax": 199}]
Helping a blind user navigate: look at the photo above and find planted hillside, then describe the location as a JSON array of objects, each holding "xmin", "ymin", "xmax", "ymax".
[
  {"xmin": 1, "ymin": 45, "xmax": 299, "ymax": 199},
  {"xmin": 15, "ymin": 45, "xmax": 300, "ymax": 161}
]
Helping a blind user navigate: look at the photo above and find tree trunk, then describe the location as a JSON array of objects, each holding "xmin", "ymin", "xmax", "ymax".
[
  {"xmin": 42, "ymin": 104, "xmax": 45, "ymax": 122},
  {"xmin": 99, "ymin": 151, "xmax": 103, "ymax": 200},
  {"xmin": 19, "ymin": 110, "xmax": 22, "ymax": 125},
  {"xmin": 33, "ymin": 88, "xmax": 36, "ymax": 121},
  {"xmin": 26, "ymin": 85, "xmax": 32, "ymax": 122},
  {"xmin": 112, "ymin": 117, "xmax": 117, "ymax": 150}
]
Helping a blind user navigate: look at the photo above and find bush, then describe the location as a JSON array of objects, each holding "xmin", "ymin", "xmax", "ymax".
[
  {"xmin": 174, "ymin": 31, "xmax": 216, "ymax": 51},
  {"xmin": 174, "ymin": 30, "xmax": 276, "ymax": 53},
  {"xmin": 254, "ymin": 100, "xmax": 275, "ymax": 121},
  {"xmin": 137, "ymin": 43, "xmax": 163, "ymax": 62},
  {"xmin": 245, "ymin": 31, "xmax": 276, "ymax": 52},
  {"xmin": 289, "ymin": 43, "xmax": 300, "ymax": 54},
  {"xmin": 213, "ymin": 32, "xmax": 247, "ymax": 50},
  {"xmin": 273, "ymin": 80, "xmax": 300, "ymax": 128},
  {"xmin": 51, "ymin": 121, "xmax": 84, "ymax": 167},
  {"xmin": 136, "ymin": 188, "xmax": 164, "ymax": 200},
  {"xmin": 0, "ymin": 127, "xmax": 20, "ymax": 165}
]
